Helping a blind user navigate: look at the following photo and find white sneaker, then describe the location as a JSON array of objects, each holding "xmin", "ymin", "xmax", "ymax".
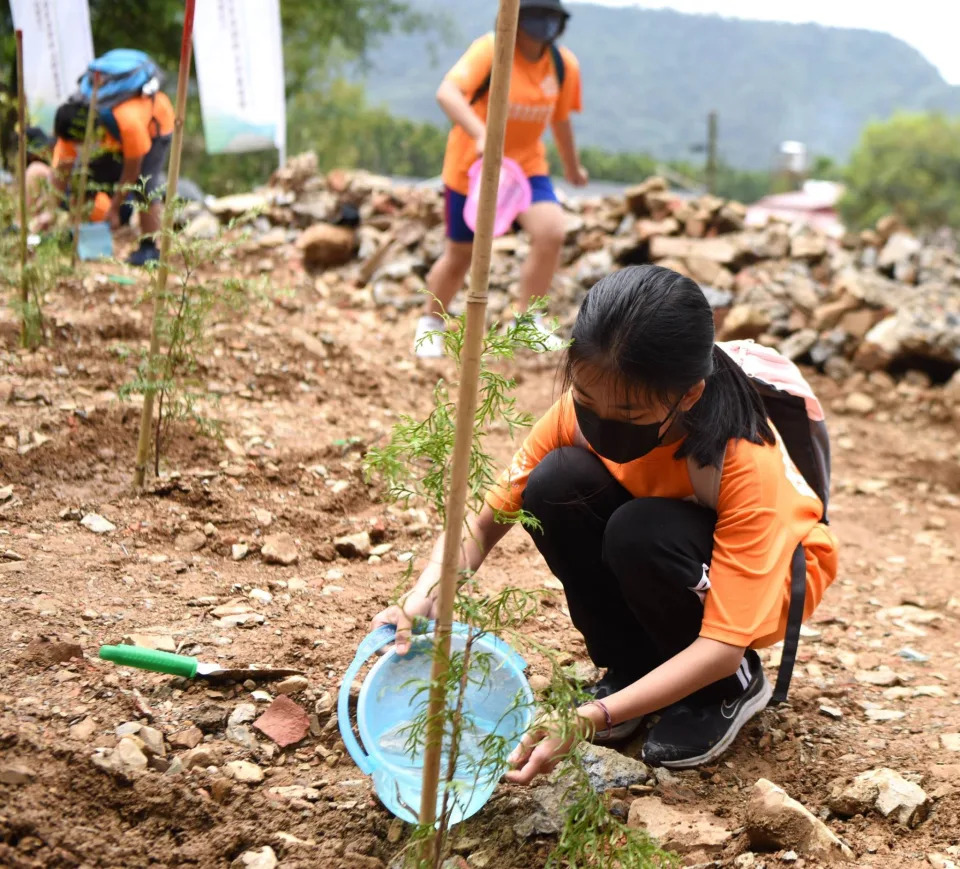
[
  {"xmin": 414, "ymin": 315, "xmax": 446, "ymax": 358},
  {"xmin": 530, "ymin": 314, "xmax": 566, "ymax": 351}
]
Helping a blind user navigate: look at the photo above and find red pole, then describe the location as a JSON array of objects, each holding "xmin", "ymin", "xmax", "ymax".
[{"xmin": 15, "ymin": 30, "xmax": 29, "ymax": 345}]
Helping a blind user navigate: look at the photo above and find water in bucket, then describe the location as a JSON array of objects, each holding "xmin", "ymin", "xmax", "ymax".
[
  {"xmin": 462, "ymin": 157, "xmax": 533, "ymax": 238},
  {"xmin": 338, "ymin": 623, "xmax": 534, "ymax": 825}
]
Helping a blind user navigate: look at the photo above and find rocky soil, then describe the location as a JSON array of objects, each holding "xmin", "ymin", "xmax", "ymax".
[{"xmin": 1, "ymin": 162, "xmax": 958, "ymax": 868}]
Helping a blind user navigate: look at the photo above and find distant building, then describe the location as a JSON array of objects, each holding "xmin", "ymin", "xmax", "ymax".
[
  {"xmin": 746, "ymin": 180, "xmax": 845, "ymax": 237},
  {"xmin": 778, "ymin": 140, "xmax": 808, "ymax": 175}
]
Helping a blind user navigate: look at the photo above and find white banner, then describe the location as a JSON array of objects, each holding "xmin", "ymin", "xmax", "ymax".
[
  {"xmin": 9, "ymin": 0, "xmax": 94, "ymax": 134},
  {"xmin": 193, "ymin": 0, "xmax": 286, "ymax": 160}
]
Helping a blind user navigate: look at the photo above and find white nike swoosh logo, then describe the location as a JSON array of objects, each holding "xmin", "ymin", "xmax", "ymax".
[{"xmin": 721, "ymin": 698, "xmax": 741, "ymax": 720}]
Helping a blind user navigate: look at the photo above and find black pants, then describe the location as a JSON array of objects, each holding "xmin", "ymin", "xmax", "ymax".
[
  {"xmin": 81, "ymin": 133, "xmax": 172, "ymax": 201},
  {"xmin": 523, "ymin": 447, "xmax": 747, "ymax": 703}
]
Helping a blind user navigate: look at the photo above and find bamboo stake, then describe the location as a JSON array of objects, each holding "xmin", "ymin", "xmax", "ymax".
[
  {"xmin": 416, "ymin": 0, "xmax": 520, "ymax": 844},
  {"xmin": 71, "ymin": 78, "xmax": 100, "ymax": 266},
  {"xmin": 132, "ymin": 0, "xmax": 196, "ymax": 489},
  {"xmin": 15, "ymin": 30, "xmax": 28, "ymax": 346}
]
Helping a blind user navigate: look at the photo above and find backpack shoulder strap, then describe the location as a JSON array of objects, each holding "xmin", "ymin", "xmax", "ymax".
[
  {"xmin": 470, "ymin": 42, "xmax": 565, "ymax": 105},
  {"xmin": 470, "ymin": 70, "xmax": 493, "ymax": 106},
  {"xmin": 686, "ymin": 451, "xmax": 725, "ymax": 511},
  {"xmin": 550, "ymin": 43, "xmax": 566, "ymax": 91}
]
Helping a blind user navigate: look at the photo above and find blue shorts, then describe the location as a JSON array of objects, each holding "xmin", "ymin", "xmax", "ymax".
[{"xmin": 445, "ymin": 175, "xmax": 558, "ymax": 243}]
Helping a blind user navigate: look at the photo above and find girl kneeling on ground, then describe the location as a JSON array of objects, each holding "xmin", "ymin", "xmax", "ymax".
[{"xmin": 375, "ymin": 264, "xmax": 838, "ymax": 782}]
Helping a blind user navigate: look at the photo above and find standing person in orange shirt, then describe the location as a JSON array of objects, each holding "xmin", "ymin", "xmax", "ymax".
[
  {"xmin": 414, "ymin": 0, "xmax": 589, "ymax": 358},
  {"xmin": 375, "ymin": 265, "xmax": 839, "ymax": 776},
  {"xmin": 51, "ymin": 87, "xmax": 174, "ymax": 266}
]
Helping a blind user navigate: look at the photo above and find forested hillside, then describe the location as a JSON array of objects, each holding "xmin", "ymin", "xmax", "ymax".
[{"xmin": 359, "ymin": 0, "xmax": 960, "ymax": 168}]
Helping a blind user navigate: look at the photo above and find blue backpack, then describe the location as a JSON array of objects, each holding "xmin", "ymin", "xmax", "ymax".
[{"xmin": 77, "ymin": 50, "xmax": 163, "ymax": 141}]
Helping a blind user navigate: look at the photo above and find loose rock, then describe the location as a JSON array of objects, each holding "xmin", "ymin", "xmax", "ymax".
[
  {"xmin": 0, "ymin": 761, "xmax": 36, "ymax": 785},
  {"xmin": 745, "ymin": 778, "xmax": 853, "ymax": 860},
  {"xmin": 122, "ymin": 633, "xmax": 177, "ymax": 652},
  {"xmin": 175, "ymin": 529, "xmax": 207, "ymax": 552},
  {"xmin": 170, "ymin": 727, "xmax": 204, "ymax": 749},
  {"xmin": 581, "ymin": 744, "xmax": 651, "ymax": 791},
  {"xmin": 249, "ymin": 588, "xmax": 273, "ymax": 606},
  {"xmin": 261, "ymin": 533, "xmax": 299, "ymax": 566},
  {"xmin": 939, "ymin": 733, "xmax": 960, "ymax": 752},
  {"xmin": 269, "ymin": 785, "xmax": 322, "ymax": 801},
  {"xmin": 231, "ymin": 846, "xmax": 278, "ymax": 869},
  {"xmin": 80, "ymin": 513, "xmax": 116, "ymax": 534},
  {"xmin": 115, "ymin": 737, "xmax": 149, "ymax": 772},
  {"xmin": 276, "ymin": 675, "xmax": 309, "ymax": 695},
  {"xmin": 829, "ymin": 767, "xmax": 930, "ymax": 827},
  {"xmin": 24, "ymin": 639, "xmax": 83, "ymax": 666},
  {"xmin": 254, "ymin": 695, "xmax": 310, "ymax": 747},
  {"xmin": 334, "ymin": 531, "xmax": 372, "ymax": 559},
  {"xmin": 70, "ymin": 717, "xmax": 97, "ymax": 740},
  {"xmin": 844, "ymin": 392, "xmax": 877, "ymax": 416},
  {"xmin": 297, "ymin": 223, "xmax": 356, "ymax": 269},
  {"xmin": 138, "ymin": 726, "xmax": 166, "ymax": 757},
  {"xmin": 183, "ymin": 746, "xmax": 220, "ymax": 769},
  {"xmin": 224, "ymin": 760, "xmax": 265, "ymax": 784}
]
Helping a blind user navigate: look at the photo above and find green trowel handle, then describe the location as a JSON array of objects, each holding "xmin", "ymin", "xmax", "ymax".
[{"xmin": 99, "ymin": 645, "xmax": 198, "ymax": 679}]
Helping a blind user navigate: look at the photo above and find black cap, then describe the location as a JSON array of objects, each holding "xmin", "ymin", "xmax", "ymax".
[{"xmin": 519, "ymin": 0, "xmax": 570, "ymax": 18}]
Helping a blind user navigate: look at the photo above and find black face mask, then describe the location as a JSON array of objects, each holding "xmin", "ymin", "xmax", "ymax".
[
  {"xmin": 519, "ymin": 11, "xmax": 565, "ymax": 44},
  {"xmin": 573, "ymin": 399, "xmax": 680, "ymax": 464}
]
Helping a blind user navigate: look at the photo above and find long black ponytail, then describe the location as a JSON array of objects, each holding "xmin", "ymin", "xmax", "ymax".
[{"xmin": 562, "ymin": 265, "xmax": 774, "ymax": 468}]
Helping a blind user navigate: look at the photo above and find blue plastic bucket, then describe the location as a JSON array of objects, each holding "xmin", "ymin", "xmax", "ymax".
[
  {"xmin": 338, "ymin": 623, "xmax": 533, "ymax": 825},
  {"xmin": 77, "ymin": 222, "xmax": 113, "ymax": 261}
]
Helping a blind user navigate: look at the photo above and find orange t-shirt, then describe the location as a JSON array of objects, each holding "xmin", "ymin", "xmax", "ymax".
[
  {"xmin": 441, "ymin": 33, "xmax": 583, "ymax": 194},
  {"xmin": 52, "ymin": 92, "xmax": 175, "ymax": 165},
  {"xmin": 485, "ymin": 391, "xmax": 839, "ymax": 649}
]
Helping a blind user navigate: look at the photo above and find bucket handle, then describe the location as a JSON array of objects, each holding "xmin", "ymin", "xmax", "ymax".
[{"xmin": 338, "ymin": 624, "xmax": 397, "ymax": 775}]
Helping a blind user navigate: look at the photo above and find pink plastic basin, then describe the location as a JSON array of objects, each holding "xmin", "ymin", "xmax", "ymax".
[{"xmin": 463, "ymin": 157, "xmax": 533, "ymax": 238}]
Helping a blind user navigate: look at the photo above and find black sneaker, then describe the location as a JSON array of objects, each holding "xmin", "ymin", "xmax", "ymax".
[
  {"xmin": 127, "ymin": 241, "xmax": 159, "ymax": 267},
  {"xmin": 642, "ymin": 650, "xmax": 772, "ymax": 768},
  {"xmin": 583, "ymin": 669, "xmax": 644, "ymax": 743}
]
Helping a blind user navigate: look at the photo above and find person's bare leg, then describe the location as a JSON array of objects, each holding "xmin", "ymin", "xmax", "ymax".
[
  {"xmin": 515, "ymin": 201, "xmax": 566, "ymax": 311},
  {"xmin": 423, "ymin": 239, "xmax": 473, "ymax": 317},
  {"xmin": 25, "ymin": 162, "xmax": 52, "ymax": 209},
  {"xmin": 140, "ymin": 201, "xmax": 162, "ymax": 237},
  {"xmin": 26, "ymin": 162, "xmax": 55, "ymax": 230}
]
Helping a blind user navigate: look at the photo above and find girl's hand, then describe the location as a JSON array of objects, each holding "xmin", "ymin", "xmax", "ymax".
[
  {"xmin": 565, "ymin": 163, "xmax": 589, "ymax": 187},
  {"xmin": 473, "ymin": 127, "xmax": 487, "ymax": 159},
  {"xmin": 370, "ymin": 587, "xmax": 437, "ymax": 655},
  {"xmin": 504, "ymin": 709, "xmax": 592, "ymax": 786}
]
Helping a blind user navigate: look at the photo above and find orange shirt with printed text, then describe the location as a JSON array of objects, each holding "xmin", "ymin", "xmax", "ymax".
[
  {"xmin": 441, "ymin": 33, "xmax": 583, "ymax": 194},
  {"xmin": 486, "ymin": 392, "xmax": 839, "ymax": 649},
  {"xmin": 52, "ymin": 92, "xmax": 175, "ymax": 165}
]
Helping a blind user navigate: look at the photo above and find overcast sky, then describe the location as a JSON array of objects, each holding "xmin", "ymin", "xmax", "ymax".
[{"xmin": 587, "ymin": 1, "xmax": 960, "ymax": 84}]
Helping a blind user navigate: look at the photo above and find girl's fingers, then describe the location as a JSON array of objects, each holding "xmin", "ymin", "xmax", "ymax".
[
  {"xmin": 370, "ymin": 605, "xmax": 400, "ymax": 630},
  {"xmin": 394, "ymin": 608, "xmax": 415, "ymax": 655},
  {"xmin": 370, "ymin": 605, "xmax": 414, "ymax": 654},
  {"xmin": 505, "ymin": 742, "xmax": 554, "ymax": 786},
  {"xmin": 508, "ymin": 727, "xmax": 545, "ymax": 766}
]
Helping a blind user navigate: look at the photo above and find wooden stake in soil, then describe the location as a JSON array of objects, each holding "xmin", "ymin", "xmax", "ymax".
[
  {"xmin": 132, "ymin": 0, "xmax": 197, "ymax": 490},
  {"xmin": 14, "ymin": 30, "xmax": 28, "ymax": 345},
  {"xmin": 416, "ymin": 0, "xmax": 521, "ymax": 843},
  {"xmin": 70, "ymin": 78, "xmax": 101, "ymax": 266}
]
